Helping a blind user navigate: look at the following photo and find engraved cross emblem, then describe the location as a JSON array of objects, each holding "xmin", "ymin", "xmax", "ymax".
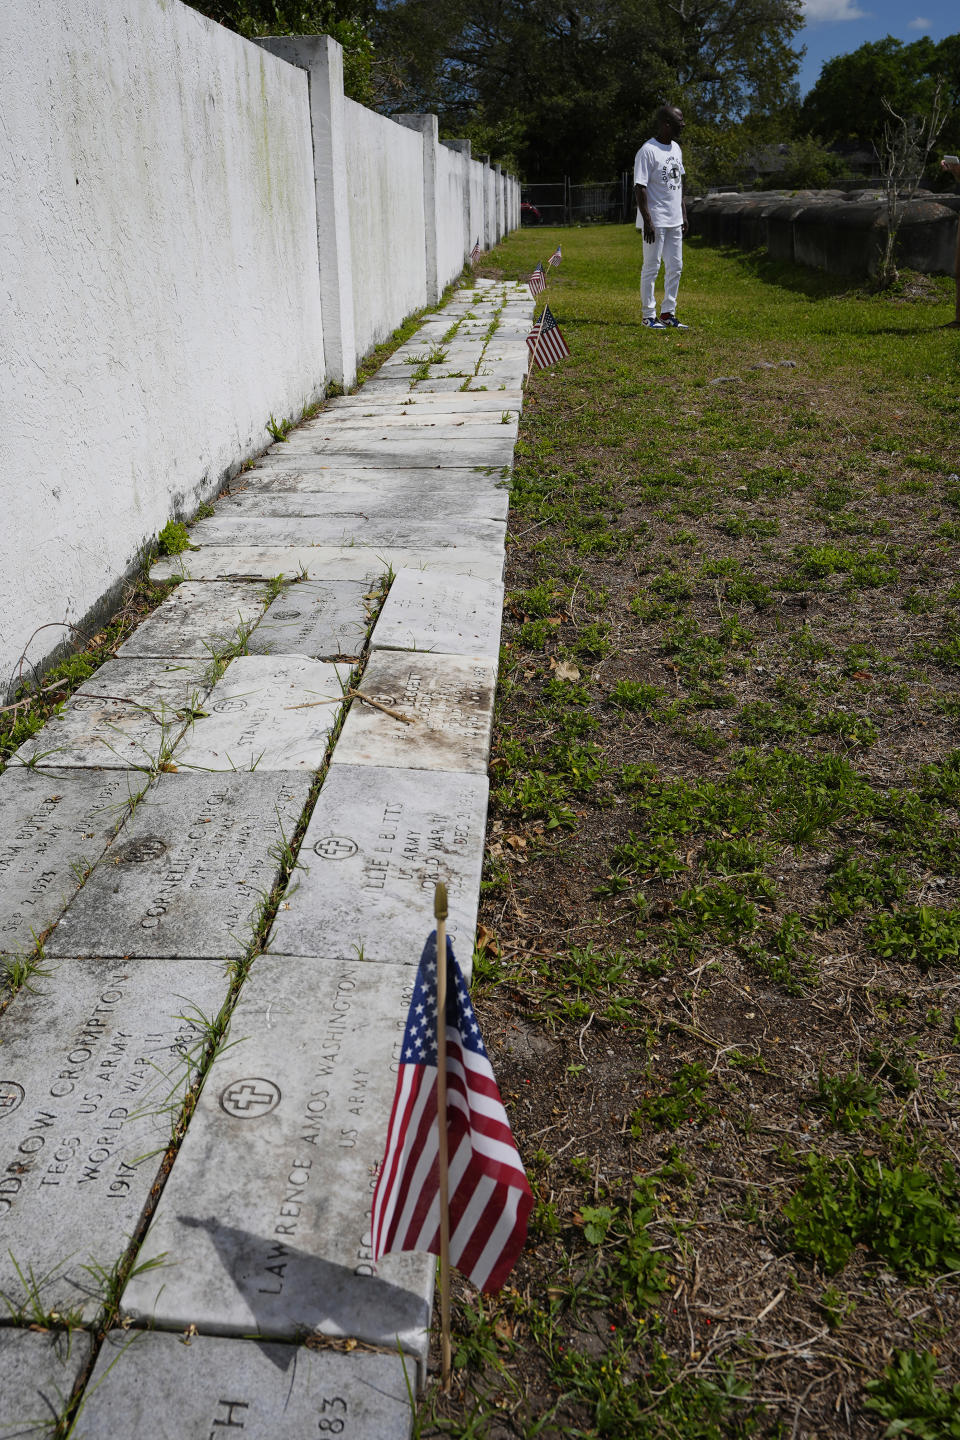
[
  {"xmin": 219, "ymin": 1078, "xmax": 281, "ymax": 1119},
  {"xmin": 0, "ymin": 1081, "xmax": 25, "ymax": 1118},
  {"xmin": 314, "ymin": 836, "xmax": 358, "ymax": 860}
]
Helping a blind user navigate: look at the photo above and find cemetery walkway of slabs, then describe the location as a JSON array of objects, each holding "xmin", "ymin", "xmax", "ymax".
[{"xmin": 0, "ymin": 278, "xmax": 533, "ymax": 1437}]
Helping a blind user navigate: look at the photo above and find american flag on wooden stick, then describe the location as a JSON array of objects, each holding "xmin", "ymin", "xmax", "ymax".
[
  {"xmin": 371, "ymin": 933, "xmax": 532, "ymax": 1293},
  {"xmin": 528, "ymin": 262, "xmax": 546, "ymax": 297},
  {"xmin": 526, "ymin": 304, "xmax": 571, "ymax": 369},
  {"xmin": 547, "ymin": 243, "xmax": 562, "ymax": 267},
  {"xmin": 471, "ymin": 237, "xmax": 481, "ymax": 264}
]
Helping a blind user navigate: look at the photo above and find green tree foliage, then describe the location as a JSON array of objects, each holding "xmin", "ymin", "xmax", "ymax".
[
  {"xmin": 801, "ymin": 34, "xmax": 960, "ymax": 153},
  {"xmin": 372, "ymin": 0, "xmax": 804, "ymax": 179},
  {"xmin": 187, "ymin": 1, "xmax": 375, "ymax": 102}
]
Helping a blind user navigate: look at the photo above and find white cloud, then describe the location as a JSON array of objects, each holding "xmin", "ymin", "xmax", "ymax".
[
  {"xmin": 802, "ymin": 0, "xmax": 868, "ymax": 19},
  {"xmin": 908, "ymin": 16, "xmax": 931, "ymax": 28}
]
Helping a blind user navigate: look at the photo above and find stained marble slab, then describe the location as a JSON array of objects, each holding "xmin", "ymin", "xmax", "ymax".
[
  {"xmin": 116, "ymin": 583, "xmax": 267, "ymax": 659},
  {"xmin": 247, "ymin": 579, "xmax": 371, "ymax": 658},
  {"xmin": 263, "ymin": 438, "xmax": 515, "ymax": 469},
  {"xmin": 371, "ymin": 570, "xmax": 504, "ymax": 660},
  {"xmin": 302, "ymin": 408, "xmax": 517, "ymax": 431},
  {"xmin": 0, "ymin": 1329, "xmax": 92, "ymax": 1438},
  {"xmin": 152, "ymin": 547, "xmax": 505, "ymax": 585},
  {"xmin": 332, "ymin": 652, "xmax": 495, "ymax": 776},
  {"xmin": 46, "ymin": 773, "xmax": 311, "ymax": 959},
  {"xmin": 211, "ymin": 486, "xmax": 510, "ymax": 524},
  {"xmin": 120, "ymin": 956, "xmax": 433, "ymax": 1369},
  {"xmin": 0, "ymin": 768, "xmax": 148, "ymax": 964},
  {"xmin": 11, "ymin": 660, "xmax": 210, "ymax": 771},
  {"xmin": 0, "ymin": 957, "xmax": 229, "ymax": 1322},
  {"xmin": 186, "ymin": 516, "xmax": 504, "ymax": 552},
  {"xmin": 267, "ymin": 764, "xmax": 486, "ymax": 966},
  {"xmin": 78, "ymin": 1331, "xmax": 412, "ymax": 1438},
  {"xmin": 321, "ymin": 391, "xmax": 521, "ymax": 415},
  {"xmin": 173, "ymin": 658, "xmax": 349, "ymax": 773}
]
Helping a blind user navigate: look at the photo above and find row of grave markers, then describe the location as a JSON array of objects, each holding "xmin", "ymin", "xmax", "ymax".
[{"xmin": 0, "ymin": 280, "xmax": 533, "ymax": 1436}]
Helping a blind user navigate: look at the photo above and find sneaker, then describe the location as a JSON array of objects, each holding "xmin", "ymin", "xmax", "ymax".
[
  {"xmin": 659, "ymin": 313, "xmax": 690, "ymax": 329},
  {"xmin": 642, "ymin": 316, "xmax": 666, "ymax": 329}
]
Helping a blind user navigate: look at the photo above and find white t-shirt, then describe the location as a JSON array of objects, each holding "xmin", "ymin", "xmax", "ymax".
[{"xmin": 634, "ymin": 139, "xmax": 685, "ymax": 229}]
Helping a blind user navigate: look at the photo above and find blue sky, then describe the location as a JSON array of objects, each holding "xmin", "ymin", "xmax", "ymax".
[{"xmin": 797, "ymin": 0, "xmax": 957, "ymax": 96}]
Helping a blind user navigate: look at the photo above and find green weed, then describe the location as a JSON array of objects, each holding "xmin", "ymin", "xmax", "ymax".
[
  {"xmin": 868, "ymin": 906, "xmax": 960, "ymax": 969},
  {"xmin": 865, "ymin": 1349, "xmax": 960, "ymax": 1439},
  {"xmin": 631, "ymin": 1062, "xmax": 714, "ymax": 1133},
  {"xmin": 785, "ymin": 1153, "xmax": 960, "ymax": 1278}
]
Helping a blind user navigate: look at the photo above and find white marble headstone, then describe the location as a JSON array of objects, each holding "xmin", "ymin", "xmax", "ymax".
[
  {"xmin": 120, "ymin": 956, "xmax": 433, "ymax": 1370},
  {"xmin": 332, "ymin": 652, "xmax": 496, "ymax": 775},
  {"xmin": 173, "ymin": 658, "xmax": 349, "ymax": 773},
  {"xmin": 0, "ymin": 768, "xmax": 148, "ymax": 964},
  {"xmin": 79, "ymin": 1331, "xmax": 412, "ymax": 1438},
  {"xmin": 0, "ymin": 958, "xmax": 229, "ymax": 1321},
  {"xmin": 267, "ymin": 764, "xmax": 486, "ymax": 968},
  {"xmin": 47, "ymin": 774, "xmax": 312, "ymax": 960}
]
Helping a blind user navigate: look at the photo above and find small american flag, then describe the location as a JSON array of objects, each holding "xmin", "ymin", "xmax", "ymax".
[
  {"xmin": 371, "ymin": 933, "xmax": 532, "ymax": 1293},
  {"xmin": 526, "ymin": 304, "xmax": 571, "ymax": 368},
  {"xmin": 547, "ymin": 244, "xmax": 562, "ymax": 267},
  {"xmin": 528, "ymin": 263, "xmax": 546, "ymax": 297},
  {"xmin": 471, "ymin": 237, "xmax": 481, "ymax": 264}
]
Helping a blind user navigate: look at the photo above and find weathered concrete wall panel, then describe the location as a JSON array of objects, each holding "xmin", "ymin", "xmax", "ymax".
[
  {"xmin": 1, "ymin": 0, "xmax": 323, "ymax": 689},
  {"xmin": 0, "ymin": 1, "xmax": 520, "ymax": 694},
  {"xmin": 344, "ymin": 102, "xmax": 427, "ymax": 356},
  {"xmin": 437, "ymin": 143, "xmax": 471, "ymax": 288}
]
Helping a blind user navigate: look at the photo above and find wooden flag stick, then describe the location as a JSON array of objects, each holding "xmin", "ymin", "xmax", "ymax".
[
  {"xmin": 523, "ymin": 305, "xmax": 548, "ymax": 389},
  {"xmin": 434, "ymin": 881, "xmax": 453, "ymax": 1392}
]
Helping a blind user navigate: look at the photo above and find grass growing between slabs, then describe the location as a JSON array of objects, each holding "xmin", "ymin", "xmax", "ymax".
[{"xmin": 419, "ymin": 229, "xmax": 960, "ymax": 1437}]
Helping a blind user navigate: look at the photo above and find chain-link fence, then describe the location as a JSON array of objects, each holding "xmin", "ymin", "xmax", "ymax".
[{"xmin": 522, "ymin": 175, "xmax": 634, "ymax": 225}]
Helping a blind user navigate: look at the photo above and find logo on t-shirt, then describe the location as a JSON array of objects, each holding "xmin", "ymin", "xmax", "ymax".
[{"xmin": 661, "ymin": 160, "xmax": 683, "ymax": 190}]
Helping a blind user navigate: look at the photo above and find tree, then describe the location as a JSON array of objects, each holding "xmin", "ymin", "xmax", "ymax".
[
  {"xmin": 186, "ymin": 1, "xmax": 376, "ymax": 102},
  {"xmin": 801, "ymin": 34, "xmax": 959, "ymax": 155},
  {"xmin": 371, "ymin": 0, "xmax": 804, "ymax": 179},
  {"xmin": 874, "ymin": 82, "xmax": 949, "ymax": 288}
]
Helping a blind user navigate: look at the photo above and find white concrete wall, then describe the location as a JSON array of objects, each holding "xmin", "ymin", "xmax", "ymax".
[
  {"xmin": 484, "ymin": 166, "xmax": 498, "ymax": 249},
  {"xmin": 468, "ymin": 160, "xmax": 486, "ymax": 257},
  {"xmin": 1, "ymin": 0, "xmax": 324, "ymax": 689},
  {"xmin": 437, "ymin": 143, "xmax": 471, "ymax": 288},
  {"xmin": 0, "ymin": 2, "xmax": 520, "ymax": 693},
  {"xmin": 344, "ymin": 102, "xmax": 427, "ymax": 356}
]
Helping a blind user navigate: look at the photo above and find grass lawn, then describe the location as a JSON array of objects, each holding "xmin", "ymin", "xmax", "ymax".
[{"xmin": 422, "ymin": 228, "xmax": 960, "ymax": 1437}]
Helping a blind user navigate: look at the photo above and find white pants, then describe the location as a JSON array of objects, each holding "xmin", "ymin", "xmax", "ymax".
[{"xmin": 641, "ymin": 226, "xmax": 683, "ymax": 318}]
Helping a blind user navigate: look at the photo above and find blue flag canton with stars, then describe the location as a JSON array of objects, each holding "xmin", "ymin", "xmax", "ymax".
[{"xmin": 401, "ymin": 931, "xmax": 488, "ymax": 1067}]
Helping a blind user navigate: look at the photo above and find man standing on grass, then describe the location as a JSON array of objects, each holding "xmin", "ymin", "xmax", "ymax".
[{"xmin": 635, "ymin": 104, "xmax": 689, "ymax": 330}]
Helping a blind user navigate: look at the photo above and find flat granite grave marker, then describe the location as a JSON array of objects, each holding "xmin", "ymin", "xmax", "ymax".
[
  {"xmin": 79, "ymin": 1331, "xmax": 411, "ymax": 1438},
  {"xmin": 322, "ymin": 390, "xmax": 521, "ymax": 415},
  {"xmin": 0, "ymin": 958, "xmax": 229, "ymax": 1322},
  {"xmin": 11, "ymin": 660, "xmax": 210, "ymax": 771},
  {"xmin": 267, "ymin": 764, "xmax": 486, "ymax": 967},
  {"xmin": 214, "ymin": 485, "xmax": 510, "ymax": 524},
  {"xmin": 173, "ymin": 657, "xmax": 349, "ymax": 773},
  {"xmin": 0, "ymin": 768, "xmax": 148, "ymax": 965},
  {"xmin": 186, "ymin": 515, "xmax": 504, "ymax": 552},
  {"xmin": 333, "ymin": 651, "xmax": 496, "ymax": 775},
  {"xmin": 116, "ymin": 583, "xmax": 267, "ymax": 659},
  {"xmin": 120, "ymin": 956, "xmax": 433, "ymax": 1373},
  {"xmin": 246, "ymin": 579, "xmax": 370, "ymax": 658},
  {"xmin": 250, "ymin": 465, "xmax": 506, "ymax": 496},
  {"xmin": 371, "ymin": 569, "xmax": 504, "ymax": 660},
  {"xmin": 47, "ymin": 773, "xmax": 311, "ymax": 959},
  {"xmin": 262, "ymin": 437, "xmax": 515, "ymax": 470},
  {"xmin": 152, "ymin": 546, "xmax": 506, "ymax": 585},
  {"xmin": 303, "ymin": 408, "xmax": 517, "ymax": 430},
  {"xmin": 0, "ymin": 1329, "xmax": 92, "ymax": 1438}
]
